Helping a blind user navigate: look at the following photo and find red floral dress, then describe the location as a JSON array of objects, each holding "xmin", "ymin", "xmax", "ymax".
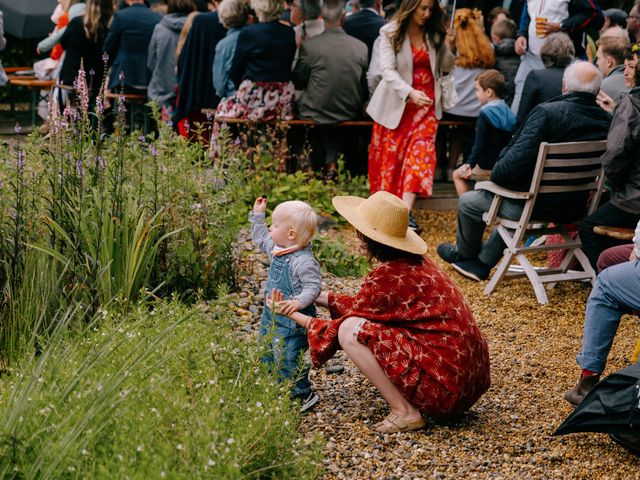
[
  {"xmin": 307, "ymin": 257, "xmax": 491, "ymax": 417},
  {"xmin": 368, "ymin": 44, "xmax": 438, "ymax": 198}
]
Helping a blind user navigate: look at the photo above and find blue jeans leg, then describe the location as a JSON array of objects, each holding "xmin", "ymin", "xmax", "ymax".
[
  {"xmin": 271, "ymin": 326, "xmax": 311, "ymax": 398},
  {"xmin": 577, "ymin": 261, "xmax": 640, "ymax": 373}
]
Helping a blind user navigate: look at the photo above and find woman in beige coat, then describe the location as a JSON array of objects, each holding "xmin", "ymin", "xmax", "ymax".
[{"xmin": 366, "ymin": 0, "xmax": 452, "ymax": 232}]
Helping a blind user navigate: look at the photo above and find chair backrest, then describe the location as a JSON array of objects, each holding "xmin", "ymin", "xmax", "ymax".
[{"xmin": 528, "ymin": 141, "xmax": 607, "ymax": 214}]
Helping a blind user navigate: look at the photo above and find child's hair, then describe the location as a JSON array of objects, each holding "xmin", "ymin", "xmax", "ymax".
[
  {"xmin": 476, "ymin": 69, "xmax": 506, "ymax": 98},
  {"xmin": 276, "ymin": 200, "xmax": 317, "ymax": 247},
  {"xmin": 491, "ymin": 18, "xmax": 517, "ymax": 41}
]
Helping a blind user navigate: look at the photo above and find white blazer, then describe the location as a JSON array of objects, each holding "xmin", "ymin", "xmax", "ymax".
[{"xmin": 366, "ymin": 21, "xmax": 449, "ymax": 130}]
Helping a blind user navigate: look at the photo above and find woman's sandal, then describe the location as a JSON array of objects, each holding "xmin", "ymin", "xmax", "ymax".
[{"xmin": 374, "ymin": 412, "xmax": 426, "ymax": 433}]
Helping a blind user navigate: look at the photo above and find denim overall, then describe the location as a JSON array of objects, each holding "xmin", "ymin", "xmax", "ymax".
[{"xmin": 259, "ymin": 249, "xmax": 316, "ymax": 398}]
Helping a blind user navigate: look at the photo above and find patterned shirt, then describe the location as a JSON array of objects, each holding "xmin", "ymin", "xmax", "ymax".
[{"xmin": 307, "ymin": 257, "xmax": 491, "ymax": 416}]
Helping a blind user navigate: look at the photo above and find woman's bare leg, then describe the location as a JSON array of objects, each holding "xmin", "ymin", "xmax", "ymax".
[
  {"xmin": 338, "ymin": 317, "xmax": 421, "ymax": 420},
  {"xmin": 402, "ymin": 192, "xmax": 416, "ymax": 211}
]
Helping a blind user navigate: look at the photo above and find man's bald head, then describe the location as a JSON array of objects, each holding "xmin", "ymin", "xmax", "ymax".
[{"xmin": 562, "ymin": 61, "xmax": 603, "ymax": 95}]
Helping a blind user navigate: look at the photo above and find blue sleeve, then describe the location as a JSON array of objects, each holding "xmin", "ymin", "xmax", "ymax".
[
  {"xmin": 465, "ymin": 113, "xmax": 488, "ymax": 168},
  {"xmin": 517, "ymin": 6, "xmax": 530, "ymax": 38},
  {"xmin": 103, "ymin": 13, "xmax": 122, "ymax": 63},
  {"xmin": 213, "ymin": 42, "xmax": 225, "ymax": 97}
]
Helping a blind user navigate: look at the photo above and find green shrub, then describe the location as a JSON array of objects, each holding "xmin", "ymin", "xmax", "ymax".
[
  {"xmin": 0, "ymin": 296, "xmax": 323, "ymax": 478},
  {"xmin": 314, "ymin": 234, "xmax": 369, "ymax": 278}
]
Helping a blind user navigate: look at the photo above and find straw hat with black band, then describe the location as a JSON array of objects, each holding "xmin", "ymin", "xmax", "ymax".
[{"xmin": 332, "ymin": 191, "xmax": 427, "ymax": 255}]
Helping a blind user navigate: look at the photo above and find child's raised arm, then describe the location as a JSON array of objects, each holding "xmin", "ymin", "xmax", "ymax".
[{"xmin": 248, "ymin": 196, "xmax": 274, "ymax": 255}]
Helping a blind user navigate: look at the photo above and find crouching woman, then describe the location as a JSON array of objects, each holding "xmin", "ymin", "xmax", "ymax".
[{"xmin": 269, "ymin": 191, "xmax": 490, "ymax": 433}]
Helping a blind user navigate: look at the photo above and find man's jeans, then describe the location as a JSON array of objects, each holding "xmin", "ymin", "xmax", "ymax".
[
  {"xmin": 577, "ymin": 260, "xmax": 640, "ymax": 373},
  {"xmin": 456, "ymin": 190, "xmax": 525, "ymax": 267}
]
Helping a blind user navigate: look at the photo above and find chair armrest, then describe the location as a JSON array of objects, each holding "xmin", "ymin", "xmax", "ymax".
[{"xmin": 475, "ymin": 181, "xmax": 532, "ymax": 200}]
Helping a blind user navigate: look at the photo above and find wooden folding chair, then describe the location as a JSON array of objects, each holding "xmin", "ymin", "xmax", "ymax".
[{"xmin": 475, "ymin": 140, "xmax": 607, "ymax": 304}]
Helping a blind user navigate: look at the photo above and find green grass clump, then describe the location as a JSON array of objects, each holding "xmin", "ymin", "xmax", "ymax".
[{"xmin": 0, "ymin": 296, "xmax": 323, "ymax": 479}]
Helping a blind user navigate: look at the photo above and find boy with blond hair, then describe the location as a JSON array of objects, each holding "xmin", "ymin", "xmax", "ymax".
[{"xmin": 249, "ymin": 196, "xmax": 322, "ymax": 411}]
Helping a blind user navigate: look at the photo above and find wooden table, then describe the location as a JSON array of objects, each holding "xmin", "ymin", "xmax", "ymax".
[{"xmin": 8, "ymin": 78, "xmax": 56, "ymax": 125}]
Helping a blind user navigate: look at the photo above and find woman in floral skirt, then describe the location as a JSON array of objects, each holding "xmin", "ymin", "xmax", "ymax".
[
  {"xmin": 216, "ymin": 0, "xmax": 296, "ymax": 120},
  {"xmin": 366, "ymin": 0, "xmax": 453, "ymax": 232}
]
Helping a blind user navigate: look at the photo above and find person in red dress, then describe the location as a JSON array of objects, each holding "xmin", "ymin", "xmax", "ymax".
[
  {"xmin": 269, "ymin": 191, "xmax": 491, "ymax": 433},
  {"xmin": 366, "ymin": 0, "xmax": 453, "ymax": 232}
]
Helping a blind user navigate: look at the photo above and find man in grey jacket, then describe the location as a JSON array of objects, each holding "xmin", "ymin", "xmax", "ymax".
[
  {"xmin": 292, "ymin": 0, "xmax": 368, "ymax": 177},
  {"xmin": 578, "ymin": 75, "xmax": 640, "ymax": 270}
]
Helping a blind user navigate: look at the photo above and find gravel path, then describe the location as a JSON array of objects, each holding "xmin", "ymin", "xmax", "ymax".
[{"xmin": 232, "ymin": 210, "xmax": 640, "ymax": 479}]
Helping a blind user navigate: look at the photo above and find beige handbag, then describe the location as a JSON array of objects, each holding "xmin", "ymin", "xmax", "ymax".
[{"xmin": 439, "ymin": 74, "xmax": 458, "ymax": 111}]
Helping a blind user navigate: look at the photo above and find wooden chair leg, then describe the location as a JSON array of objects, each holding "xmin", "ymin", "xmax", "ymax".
[
  {"xmin": 572, "ymin": 248, "xmax": 596, "ymax": 285},
  {"xmin": 517, "ymin": 254, "xmax": 548, "ymax": 304},
  {"xmin": 484, "ymin": 250, "xmax": 515, "ymax": 296}
]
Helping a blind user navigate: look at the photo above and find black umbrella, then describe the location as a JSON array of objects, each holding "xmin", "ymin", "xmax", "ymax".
[
  {"xmin": 0, "ymin": 0, "xmax": 57, "ymax": 39},
  {"xmin": 554, "ymin": 363, "xmax": 640, "ymax": 453}
]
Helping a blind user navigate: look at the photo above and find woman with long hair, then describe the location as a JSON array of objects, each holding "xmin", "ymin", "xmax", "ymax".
[
  {"xmin": 59, "ymin": 0, "xmax": 113, "ymax": 97},
  {"xmin": 366, "ymin": 0, "xmax": 453, "ymax": 232},
  {"xmin": 439, "ymin": 8, "xmax": 494, "ymax": 181}
]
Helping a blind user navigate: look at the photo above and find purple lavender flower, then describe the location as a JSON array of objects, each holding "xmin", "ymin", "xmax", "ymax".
[
  {"xmin": 98, "ymin": 155, "xmax": 106, "ymax": 169},
  {"xmin": 74, "ymin": 68, "xmax": 90, "ymax": 116},
  {"xmin": 234, "ymin": 137, "xmax": 241, "ymax": 145},
  {"xmin": 149, "ymin": 145, "xmax": 158, "ymax": 158},
  {"xmin": 76, "ymin": 158, "xmax": 84, "ymax": 178},
  {"xmin": 118, "ymin": 71, "xmax": 125, "ymax": 82},
  {"xmin": 14, "ymin": 123, "xmax": 21, "ymax": 134},
  {"xmin": 139, "ymin": 134, "xmax": 146, "ymax": 143},
  {"xmin": 0, "ymin": 179, "xmax": 3, "ymax": 189},
  {"xmin": 17, "ymin": 150, "xmax": 25, "ymax": 169},
  {"xmin": 102, "ymin": 52, "xmax": 109, "ymax": 63}
]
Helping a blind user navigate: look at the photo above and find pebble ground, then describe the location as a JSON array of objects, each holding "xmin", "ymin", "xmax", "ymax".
[{"xmin": 231, "ymin": 210, "xmax": 640, "ymax": 479}]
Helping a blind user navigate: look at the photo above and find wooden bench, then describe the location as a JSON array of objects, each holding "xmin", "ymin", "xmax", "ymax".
[
  {"xmin": 105, "ymin": 92, "xmax": 150, "ymax": 132},
  {"xmin": 9, "ymin": 78, "xmax": 56, "ymax": 125},
  {"xmin": 593, "ymin": 225, "xmax": 635, "ymax": 241},
  {"xmin": 206, "ymin": 112, "xmax": 473, "ymax": 129}
]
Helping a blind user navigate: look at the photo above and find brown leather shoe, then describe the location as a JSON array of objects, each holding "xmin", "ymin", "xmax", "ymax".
[{"xmin": 564, "ymin": 375, "xmax": 600, "ymax": 406}]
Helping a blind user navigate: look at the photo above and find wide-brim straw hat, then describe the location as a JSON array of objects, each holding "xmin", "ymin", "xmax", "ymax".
[{"xmin": 332, "ymin": 191, "xmax": 427, "ymax": 255}]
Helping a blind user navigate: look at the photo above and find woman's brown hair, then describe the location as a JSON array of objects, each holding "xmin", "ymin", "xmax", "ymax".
[
  {"xmin": 453, "ymin": 8, "xmax": 494, "ymax": 69},
  {"xmin": 83, "ymin": 0, "xmax": 114, "ymax": 44},
  {"xmin": 356, "ymin": 231, "xmax": 423, "ymax": 264},
  {"xmin": 389, "ymin": 0, "xmax": 445, "ymax": 54}
]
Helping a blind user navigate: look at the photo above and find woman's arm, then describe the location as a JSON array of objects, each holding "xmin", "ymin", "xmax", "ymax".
[
  {"xmin": 315, "ymin": 291, "xmax": 330, "ymax": 308},
  {"xmin": 377, "ymin": 28, "xmax": 412, "ymax": 102}
]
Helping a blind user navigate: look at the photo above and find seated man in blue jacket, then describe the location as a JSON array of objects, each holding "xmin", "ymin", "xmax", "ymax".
[
  {"xmin": 104, "ymin": 0, "xmax": 162, "ymax": 93},
  {"xmin": 437, "ymin": 61, "xmax": 612, "ymax": 281}
]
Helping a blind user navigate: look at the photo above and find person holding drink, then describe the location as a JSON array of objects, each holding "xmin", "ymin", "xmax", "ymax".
[{"xmin": 511, "ymin": 0, "xmax": 603, "ymax": 113}]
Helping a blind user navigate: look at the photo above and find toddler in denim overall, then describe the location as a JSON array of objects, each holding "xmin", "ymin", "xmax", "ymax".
[{"xmin": 249, "ymin": 197, "xmax": 322, "ymax": 411}]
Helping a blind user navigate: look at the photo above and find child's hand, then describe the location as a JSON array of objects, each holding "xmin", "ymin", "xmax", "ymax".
[
  {"xmin": 279, "ymin": 299, "xmax": 302, "ymax": 316},
  {"xmin": 253, "ymin": 196, "xmax": 267, "ymax": 214}
]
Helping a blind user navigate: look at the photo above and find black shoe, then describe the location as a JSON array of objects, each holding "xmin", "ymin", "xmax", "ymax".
[
  {"xmin": 437, "ymin": 243, "xmax": 466, "ymax": 264},
  {"xmin": 299, "ymin": 391, "xmax": 320, "ymax": 413},
  {"xmin": 563, "ymin": 374, "xmax": 600, "ymax": 407},
  {"xmin": 408, "ymin": 212, "xmax": 423, "ymax": 234},
  {"xmin": 610, "ymin": 432, "xmax": 640, "ymax": 455},
  {"xmin": 451, "ymin": 259, "xmax": 491, "ymax": 281}
]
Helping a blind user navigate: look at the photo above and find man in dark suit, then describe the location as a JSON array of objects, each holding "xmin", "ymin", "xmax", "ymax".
[
  {"xmin": 104, "ymin": 0, "xmax": 162, "ymax": 93},
  {"xmin": 292, "ymin": 0, "xmax": 368, "ymax": 177},
  {"xmin": 343, "ymin": 0, "xmax": 384, "ymax": 62}
]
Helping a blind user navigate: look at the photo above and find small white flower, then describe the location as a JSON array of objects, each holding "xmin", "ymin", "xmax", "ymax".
[
  {"xmin": 177, "ymin": 444, "xmax": 184, "ymax": 450},
  {"xmin": 255, "ymin": 402, "xmax": 262, "ymax": 408},
  {"xmin": 226, "ymin": 438, "xmax": 234, "ymax": 445},
  {"xmin": 81, "ymin": 449, "xmax": 89, "ymax": 455},
  {"xmin": 137, "ymin": 444, "xmax": 144, "ymax": 452},
  {"xmin": 207, "ymin": 459, "xmax": 215, "ymax": 466}
]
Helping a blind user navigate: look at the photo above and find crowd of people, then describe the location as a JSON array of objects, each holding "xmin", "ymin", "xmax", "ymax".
[{"xmin": 1, "ymin": 0, "xmax": 639, "ymax": 447}]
